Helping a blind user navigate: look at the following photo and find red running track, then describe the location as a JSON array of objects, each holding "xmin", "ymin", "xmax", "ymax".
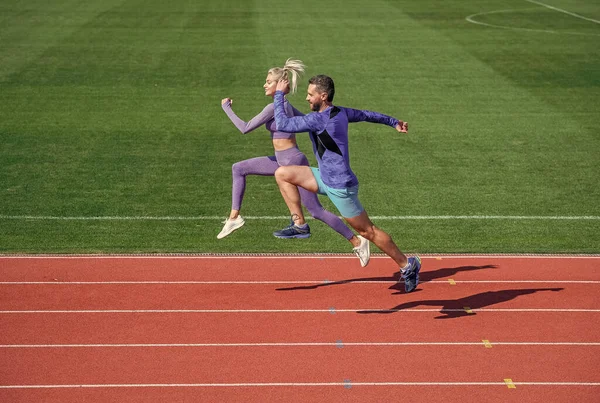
[{"xmin": 0, "ymin": 255, "xmax": 599, "ymax": 402}]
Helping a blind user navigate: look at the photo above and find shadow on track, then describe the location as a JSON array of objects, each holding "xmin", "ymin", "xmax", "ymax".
[
  {"xmin": 276, "ymin": 264, "xmax": 498, "ymax": 292},
  {"xmin": 357, "ymin": 288, "xmax": 564, "ymax": 318}
]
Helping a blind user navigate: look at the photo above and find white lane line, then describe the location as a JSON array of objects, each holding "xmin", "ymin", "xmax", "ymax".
[
  {"xmin": 0, "ymin": 281, "xmax": 392, "ymax": 285},
  {"xmin": 430, "ymin": 280, "xmax": 599, "ymax": 284},
  {"xmin": 1, "ymin": 308, "xmax": 599, "ymax": 314},
  {"xmin": 525, "ymin": 0, "xmax": 600, "ymax": 24},
  {"xmin": 1, "ymin": 214, "xmax": 599, "ymax": 220},
  {"xmin": 1, "ymin": 342, "xmax": 598, "ymax": 348},
  {"xmin": 0, "ymin": 280, "xmax": 599, "ymax": 285},
  {"xmin": 1, "ymin": 382, "xmax": 599, "ymax": 389}
]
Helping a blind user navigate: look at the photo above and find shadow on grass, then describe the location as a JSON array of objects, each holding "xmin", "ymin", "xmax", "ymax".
[{"xmin": 357, "ymin": 288, "xmax": 564, "ymax": 318}]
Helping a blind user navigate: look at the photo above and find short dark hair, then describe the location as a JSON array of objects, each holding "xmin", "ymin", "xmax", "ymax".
[{"xmin": 308, "ymin": 75, "xmax": 335, "ymax": 102}]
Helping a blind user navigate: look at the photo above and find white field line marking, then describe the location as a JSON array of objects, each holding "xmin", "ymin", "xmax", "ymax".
[
  {"xmin": 1, "ymin": 280, "xmax": 599, "ymax": 285},
  {"xmin": 1, "ymin": 255, "xmax": 600, "ymax": 259},
  {"xmin": 1, "ymin": 308, "xmax": 599, "ymax": 314},
  {"xmin": 1, "ymin": 382, "xmax": 599, "ymax": 389},
  {"xmin": 525, "ymin": 0, "xmax": 600, "ymax": 24},
  {"xmin": 465, "ymin": 5, "xmax": 600, "ymax": 36},
  {"xmin": 467, "ymin": 8, "xmax": 561, "ymax": 34},
  {"xmin": 1, "ymin": 342, "xmax": 599, "ymax": 348},
  {"xmin": 1, "ymin": 214, "xmax": 599, "ymax": 220}
]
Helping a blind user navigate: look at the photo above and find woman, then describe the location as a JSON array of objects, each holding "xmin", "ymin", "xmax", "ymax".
[{"xmin": 218, "ymin": 58, "xmax": 370, "ymax": 266}]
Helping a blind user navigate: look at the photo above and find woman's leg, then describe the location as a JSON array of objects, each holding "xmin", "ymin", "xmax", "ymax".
[
  {"xmin": 230, "ymin": 155, "xmax": 279, "ymax": 216},
  {"xmin": 218, "ymin": 156, "xmax": 280, "ymax": 239}
]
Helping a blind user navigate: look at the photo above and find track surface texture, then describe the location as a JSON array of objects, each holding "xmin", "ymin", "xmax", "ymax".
[{"xmin": 1, "ymin": 255, "xmax": 599, "ymax": 402}]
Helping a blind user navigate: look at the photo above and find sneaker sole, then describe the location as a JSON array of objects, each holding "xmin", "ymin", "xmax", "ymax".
[
  {"xmin": 354, "ymin": 239, "xmax": 370, "ymax": 267},
  {"xmin": 217, "ymin": 220, "xmax": 245, "ymax": 239},
  {"xmin": 273, "ymin": 233, "xmax": 311, "ymax": 239}
]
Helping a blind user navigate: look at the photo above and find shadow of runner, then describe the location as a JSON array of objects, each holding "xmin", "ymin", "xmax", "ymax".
[
  {"xmin": 357, "ymin": 288, "xmax": 564, "ymax": 318},
  {"xmin": 420, "ymin": 265, "xmax": 498, "ymax": 282},
  {"xmin": 276, "ymin": 265, "xmax": 498, "ymax": 292},
  {"xmin": 388, "ymin": 264, "xmax": 499, "ymax": 292}
]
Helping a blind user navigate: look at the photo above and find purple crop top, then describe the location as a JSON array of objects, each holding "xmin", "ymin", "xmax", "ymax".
[{"xmin": 221, "ymin": 99, "xmax": 304, "ymax": 140}]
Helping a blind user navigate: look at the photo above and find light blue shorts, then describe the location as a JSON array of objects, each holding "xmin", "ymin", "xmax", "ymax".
[{"xmin": 310, "ymin": 167, "xmax": 364, "ymax": 218}]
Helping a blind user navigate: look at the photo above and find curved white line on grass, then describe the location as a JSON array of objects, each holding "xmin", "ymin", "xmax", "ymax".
[
  {"xmin": 466, "ymin": 7, "xmax": 600, "ymax": 36},
  {"xmin": 525, "ymin": 0, "xmax": 600, "ymax": 24},
  {"xmin": 1, "ymin": 215, "xmax": 599, "ymax": 220}
]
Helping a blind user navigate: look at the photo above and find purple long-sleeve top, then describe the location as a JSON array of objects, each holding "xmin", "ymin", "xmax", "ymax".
[
  {"xmin": 222, "ymin": 98, "xmax": 304, "ymax": 140},
  {"xmin": 273, "ymin": 90, "xmax": 399, "ymax": 188}
]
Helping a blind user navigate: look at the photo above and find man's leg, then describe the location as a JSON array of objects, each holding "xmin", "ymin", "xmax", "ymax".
[
  {"xmin": 278, "ymin": 149, "xmax": 356, "ymax": 243},
  {"xmin": 272, "ymin": 165, "xmax": 319, "ymax": 239},
  {"xmin": 344, "ymin": 211, "xmax": 408, "ymax": 268},
  {"xmin": 274, "ymin": 165, "xmax": 319, "ymax": 225},
  {"xmin": 274, "ymin": 165, "xmax": 369, "ymax": 265},
  {"xmin": 345, "ymin": 210, "xmax": 421, "ymax": 292}
]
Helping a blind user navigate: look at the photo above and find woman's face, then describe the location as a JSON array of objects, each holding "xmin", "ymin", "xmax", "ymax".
[{"xmin": 264, "ymin": 73, "xmax": 278, "ymax": 97}]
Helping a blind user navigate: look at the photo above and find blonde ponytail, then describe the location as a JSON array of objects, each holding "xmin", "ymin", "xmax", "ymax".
[{"xmin": 268, "ymin": 58, "xmax": 306, "ymax": 94}]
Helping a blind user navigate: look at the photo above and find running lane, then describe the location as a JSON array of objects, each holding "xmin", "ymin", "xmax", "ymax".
[{"xmin": 0, "ymin": 256, "xmax": 598, "ymax": 403}]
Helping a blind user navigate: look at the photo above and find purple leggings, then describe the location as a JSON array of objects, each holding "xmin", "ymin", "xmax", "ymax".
[{"xmin": 231, "ymin": 147, "xmax": 354, "ymax": 240}]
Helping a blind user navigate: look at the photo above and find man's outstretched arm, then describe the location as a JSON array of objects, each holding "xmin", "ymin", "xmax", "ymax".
[
  {"xmin": 273, "ymin": 91, "xmax": 324, "ymax": 133},
  {"xmin": 344, "ymin": 107, "xmax": 408, "ymax": 133}
]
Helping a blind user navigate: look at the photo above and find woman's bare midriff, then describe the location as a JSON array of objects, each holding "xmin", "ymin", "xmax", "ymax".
[{"xmin": 272, "ymin": 138, "xmax": 298, "ymax": 152}]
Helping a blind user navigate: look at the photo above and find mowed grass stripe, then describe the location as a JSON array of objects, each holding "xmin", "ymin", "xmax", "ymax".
[{"xmin": 0, "ymin": 0, "xmax": 598, "ymax": 253}]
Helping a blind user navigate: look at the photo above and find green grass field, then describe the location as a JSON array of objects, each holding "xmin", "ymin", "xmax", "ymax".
[{"xmin": 1, "ymin": 0, "xmax": 599, "ymax": 254}]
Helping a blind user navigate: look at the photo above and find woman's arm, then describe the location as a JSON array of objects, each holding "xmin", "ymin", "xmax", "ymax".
[{"xmin": 221, "ymin": 99, "xmax": 274, "ymax": 134}]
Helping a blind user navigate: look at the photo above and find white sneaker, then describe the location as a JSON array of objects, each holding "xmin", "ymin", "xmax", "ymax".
[
  {"xmin": 217, "ymin": 216, "xmax": 245, "ymax": 239},
  {"xmin": 352, "ymin": 235, "xmax": 370, "ymax": 267}
]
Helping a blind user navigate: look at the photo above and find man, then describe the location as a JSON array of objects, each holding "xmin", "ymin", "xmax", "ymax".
[{"xmin": 272, "ymin": 75, "xmax": 421, "ymax": 292}]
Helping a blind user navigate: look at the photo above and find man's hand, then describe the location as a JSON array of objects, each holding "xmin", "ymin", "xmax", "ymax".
[
  {"xmin": 276, "ymin": 78, "xmax": 290, "ymax": 94},
  {"xmin": 395, "ymin": 120, "xmax": 408, "ymax": 133},
  {"xmin": 221, "ymin": 98, "xmax": 232, "ymax": 105}
]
